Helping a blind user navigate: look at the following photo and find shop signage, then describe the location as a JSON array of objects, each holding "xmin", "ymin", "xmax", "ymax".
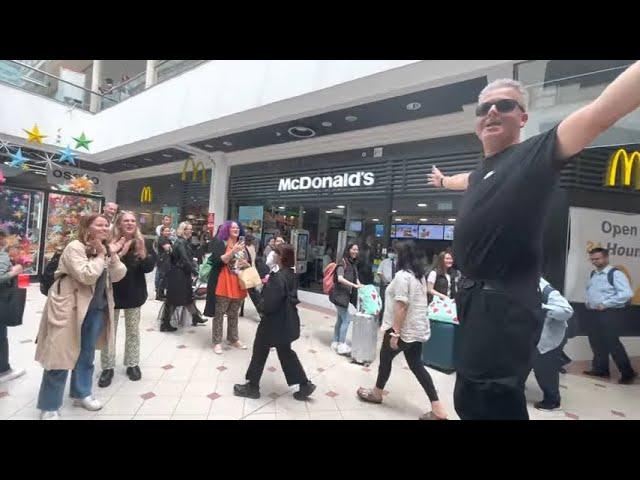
[
  {"xmin": 140, "ymin": 186, "xmax": 153, "ymax": 203},
  {"xmin": 278, "ymin": 171, "xmax": 375, "ymax": 191},
  {"xmin": 47, "ymin": 164, "xmax": 112, "ymax": 192},
  {"xmin": 605, "ymin": 148, "xmax": 640, "ymax": 189},
  {"xmin": 181, "ymin": 158, "xmax": 208, "ymax": 184}
]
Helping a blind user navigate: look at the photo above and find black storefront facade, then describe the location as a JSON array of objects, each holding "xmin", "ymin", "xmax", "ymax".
[{"xmin": 229, "ymin": 135, "xmax": 640, "ymax": 338}]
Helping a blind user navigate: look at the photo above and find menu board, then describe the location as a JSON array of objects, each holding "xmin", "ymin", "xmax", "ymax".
[
  {"xmin": 418, "ymin": 224, "xmax": 445, "ymax": 240},
  {"xmin": 375, "ymin": 224, "xmax": 384, "ymax": 238},
  {"xmin": 393, "ymin": 224, "xmax": 419, "ymax": 239},
  {"xmin": 444, "ymin": 225, "xmax": 455, "ymax": 240}
]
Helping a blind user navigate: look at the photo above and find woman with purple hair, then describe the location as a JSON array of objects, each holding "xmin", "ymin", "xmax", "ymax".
[{"xmin": 203, "ymin": 221, "xmax": 250, "ymax": 354}]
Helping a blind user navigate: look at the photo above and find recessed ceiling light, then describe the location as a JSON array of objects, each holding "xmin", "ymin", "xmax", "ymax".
[
  {"xmin": 345, "ymin": 115, "xmax": 358, "ymax": 122},
  {"xmin": 361, "ymin": 152, "xmax": 367, "ymax": 157},
  {"xmin": 325, "ymin": 210, "xmax": 333, "ymax": 214},
  {"xmin": 275, "ymin": 132, "xmax": 282, "ymax": 136},
  {"xmin": 321, "ymin": 121, "xmax": 332, "ymax": 127},
  {"xmin": 288, "ymin": 126, "xmax": 316, "ymax": 138},
  {"xmin": 420, "ymin": 218, "xmax": 428, "ymax": 222},
  {"xmin": 417, "ymin": 203, "xmax": 427, "ymax": 207},
  {"xmin": 303, "ymin": 210, "xmax": 306, "ymax": 213},
  {"xmin": 204, "ymin": 144, "xmax": 214, "ymax": 148},
  {"xmin": 222, "ymin": 141, "xmax": 233, "ymax": 146},
  {"xmin": 337, "ymin": 205, "xmax": 345, "ymax": 209},
  {"xmin": 372, "ymin": 218, "xmax": 380, "ymax": 222},
  {"xmin": 395, "ymin": 218, "xmax": 402, "ymax": 222},
  {"xmin": 406, "ymin": 102, "xmax": 422, "ymax": 111},
  {"xmin": 448, "ymin": 218, "xmax": 456, "ymax": 222},
  {"xmin": 392, "ymin": 210, "xmax": 397, "ymax": 213},
  {"xmin": 161, "ymin": 153, "xmax": 172, "ymax": 158}
]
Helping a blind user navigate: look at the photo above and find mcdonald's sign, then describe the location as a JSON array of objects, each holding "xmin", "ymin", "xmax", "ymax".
[
  {"xmin": 140, "ymin": 186, "xmax": 153, "ymax": 203},
  {"xmin": 181, "ymin": 158, "xmax": 208, "ymax": 184},
  {"xmin": 605, "ymin": 148, "xmax": 640, "ymax": 190}
]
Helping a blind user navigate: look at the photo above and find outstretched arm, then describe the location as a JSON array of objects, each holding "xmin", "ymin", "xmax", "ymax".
[
  {"xmin": 556, "ymin": 61, "xmax": 640, "ymax": 161},
  {"xmin": 427, "ymin": 165, "xmax": 470, "ymax": 191}
]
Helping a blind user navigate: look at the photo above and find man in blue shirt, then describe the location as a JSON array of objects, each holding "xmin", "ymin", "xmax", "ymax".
[
  {"xmin": 532, "ymin": 278, "xmax": 574, "ymax": 411},
  {"xmin": 584, "ymin": 247, "xmax": 636, "ymax": 384}
]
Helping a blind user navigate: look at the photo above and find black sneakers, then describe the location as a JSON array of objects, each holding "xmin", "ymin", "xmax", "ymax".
[
  {"xmin": 233, "ymin": 382, "xmax": 261, "ymax": 399},
  {"xmin": 293, "ymin": 382, "xmax": 316, "ymax": 401},
  {"xmin": 534, "ymin": 400, "xmax": 562, "ymax": 411},
  {"xmin": 126, "ymin": 366, "xmax": 142, "ymax": 381},
  {"xmin": 98, "ymin": 369, "xmax": 114, "ymax": 388}
]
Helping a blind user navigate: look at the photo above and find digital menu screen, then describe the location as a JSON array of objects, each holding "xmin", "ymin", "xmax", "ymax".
[
  {"xmin": 418, "ymin": 224, "xmax": 445, "ymax": 240},
  {"xmin": 444, "ymin": 225, "xmax": 455, "ymax": 240},
  {"xmin": 393, "ymin": 224, "xmax": 419, "ymax": 239},
  {"xmin": 375, "ymin": 224, "xmax": 384, "ymax": 237}
]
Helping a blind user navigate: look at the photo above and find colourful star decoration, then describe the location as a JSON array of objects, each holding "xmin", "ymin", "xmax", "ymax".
[
  {"xmin": 8, "ymin": 148, "xmax": 28, "ymax": 167},
  {"xmin": 23, "ymin": 124, "xmax": 47, "ymax": 144},
  {"xmin": 72, "ymin": 132, "xmax": 93, "ymax": 151},
  {"xmin": 57, "ymin": 146, "xmax": 76, "ymax": 166}
]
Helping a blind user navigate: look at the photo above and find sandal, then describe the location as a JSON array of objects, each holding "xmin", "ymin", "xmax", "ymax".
[
  {"xmin": 231, "ymin": 341, "xmax": 247, "ymax": 350},
  {"xmin": 357, "ymin": 387, "xmax": 383, "ymax": 404},
  {"xmin": 419, "ymin": 411, "xmax": 448, "ymax": 420}
]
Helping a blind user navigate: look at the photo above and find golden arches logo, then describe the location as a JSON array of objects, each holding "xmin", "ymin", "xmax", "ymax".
[
  {"xmin": 605, "ymin": 149, "xmax": 640, "ymax": 189},
  {"xmin": 140, "ymin": 186, "xmax": 153, "ymax": 203},
  {"xmin": 181, "ymin": 158, "xmax": 208, "ymax": 184}
]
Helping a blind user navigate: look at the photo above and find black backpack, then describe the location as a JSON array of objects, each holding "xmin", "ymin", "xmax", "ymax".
[
  {"xmin": 39, "ymin": 252, "xmax": 61, "ymax": 296},
  {"xmin": 590, "ymin": 267, "xmax": 631, "ymax": 306}
]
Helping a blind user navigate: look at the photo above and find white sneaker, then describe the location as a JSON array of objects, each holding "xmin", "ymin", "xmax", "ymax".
[
  {"xmin": 213, "ymin": 344, "xmax": 223, "ymax": 354},
  {"xmin": 330, "ymin": 342, "xmax": 339, "ymax": 352},
  {"xmin": 72, "ymin": 396, "xmax": 103, "ymax": 411},
  {"xmin": 337, "ymin": 343, "xmax": 352, "ymax": 355},
  {"xmin": 0, "ymin": 368, "xmax": 26, "ymax": 384},
  {"xmin": 40, "ymin": 410, "xmax": 60, "ymax": 420}
]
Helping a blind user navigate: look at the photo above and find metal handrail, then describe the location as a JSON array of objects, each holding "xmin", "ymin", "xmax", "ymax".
[{"xmin": 521, "ymin": 63, "xmax": 632, "ymax": 89}]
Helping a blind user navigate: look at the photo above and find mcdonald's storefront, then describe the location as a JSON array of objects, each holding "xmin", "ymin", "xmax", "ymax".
[{"xmin": 116, "ymin": 166, "xmax": 211, "ymax": 237}]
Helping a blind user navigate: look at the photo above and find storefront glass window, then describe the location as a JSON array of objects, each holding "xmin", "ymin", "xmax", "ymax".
[{"xmin": 0, "ymin": 186, "xmax": 44, "ymax": 274}]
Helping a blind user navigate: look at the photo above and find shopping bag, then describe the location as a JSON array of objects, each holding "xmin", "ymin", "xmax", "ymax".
[
  {"xmin": 427, "ymin": 296, "xmax": 458, "ymax": 324},
  {"xmin": 357, "ymin": 284, "xmax": 382, "ymax": 316}
]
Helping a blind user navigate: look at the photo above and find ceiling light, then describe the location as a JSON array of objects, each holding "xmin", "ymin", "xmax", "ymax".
[
  {"xmin": 448, "ymin": 218, "xmax": 456, "ymax": 222},
  {"xmin": 420, "ymin": 218, "xmax": 428, "ymax": 222},
  {"xmin": 406, "ymin": 102, "xmax": 422, "ymax": 111},
  {"xmin": 392, "ymin": 210, "xmax": 397, "ymax": 213},
  {"xmin": 417, "ymin": 203, "xmax": 427, "ymax": 207},
  {"xmin": 278, "ymin": 206, "xmax": 285, "ymax": 210},
  {"xmin": 372, "ymin": 218, "xmax": 380, "ymax": 222},
  {"xmin": 345, "ymin": 115, "xmax": 358, "ymax": 122},
  {"xmin": 395, "ymin": 218, "xmax": 402, "ymax": 222},
  {"xmin": 321, "ymin": 121, "xmax": 332, "ymax": 127},
  {"xmin": 337, "ymin": 205, "xmax": 345, "ymax": 209},
  {"xmin": 222, "ymin": 141, "xmax": 232, "ymax": 146},
  {"xmin": 288, "ymin": 126, "xmax": 316, "ymax": 138},
  {"xmin": 275, "ymin": 132, "xmax": 282, "ymax": 136},
  {"xmin": 325, "ymin": 210, "xmax": 333, "ymax": 214},
  {"xmin": 161, "ymin": 153, "xmax": 172, "ymax": 158}
]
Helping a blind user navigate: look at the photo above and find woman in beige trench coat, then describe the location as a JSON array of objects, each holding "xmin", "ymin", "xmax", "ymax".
[{"xmin": 35, "ymin": 213, "xmax": 127, "ymax": 420}]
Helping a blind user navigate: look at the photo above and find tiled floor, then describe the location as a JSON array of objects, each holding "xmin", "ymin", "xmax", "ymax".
[{"xmin": 2, "ymin": 276, "xmax": 639, "ymax": 420}]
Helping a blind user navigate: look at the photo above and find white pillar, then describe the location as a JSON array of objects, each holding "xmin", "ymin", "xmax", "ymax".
[
  {"xmin": 145, "ymin": 60, "xmax": 157, "ymax": 88},
  {"xmin": 209, "ymin": 152, "xmax": 229, "ymax": 231},
  {"xmin": 90, "ymin": 60, "xmax": 102, "ymax": 113}
]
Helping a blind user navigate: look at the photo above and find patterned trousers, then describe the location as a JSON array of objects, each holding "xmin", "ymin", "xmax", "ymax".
[
  {"xmin": 212, "ymin": 296, "xmax": 243, "ymax": 345},
  {"xmin": 100, "ymin": 307, "xmax": 141, "ymax": 369}
]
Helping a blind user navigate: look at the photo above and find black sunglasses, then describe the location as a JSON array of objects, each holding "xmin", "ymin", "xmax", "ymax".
[{"xmin": 475, "ymin": 98, "xmax": 525, "ymax": 117}]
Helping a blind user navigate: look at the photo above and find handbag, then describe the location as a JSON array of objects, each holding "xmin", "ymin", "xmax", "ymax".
[
  {"xmin": 238, "ymin": 266, "xmax": 262, "ymax": 290},
  {"xmin": 427, "ymin": 295, "xmax": 458, "ymax": 324},
  {"xmin": 0, "ymin": 286, "xmax": 27, "ymax": 327}
]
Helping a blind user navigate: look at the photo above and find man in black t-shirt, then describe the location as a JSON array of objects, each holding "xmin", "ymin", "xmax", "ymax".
[{"xmin": 427, "ymin": 63, "xmax": 640, "ymax": 420}]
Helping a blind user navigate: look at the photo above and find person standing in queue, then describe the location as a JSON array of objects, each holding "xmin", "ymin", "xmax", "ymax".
[
  {"xmin": 427, "ymin": 62, "xmax": 640, "ymax": 419},
  {"xmin": 329, "ymin": 243, "xmax": 362, "ymax": 356}
]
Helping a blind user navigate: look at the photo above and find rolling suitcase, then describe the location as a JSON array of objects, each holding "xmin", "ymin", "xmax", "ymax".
[
  {"xmin": 350, "ymin": 298, "xmax": 379, "ymax": 366},
  {"xmin": 422, "ymin": 319, "xmax": 457, "ymax": 373}
]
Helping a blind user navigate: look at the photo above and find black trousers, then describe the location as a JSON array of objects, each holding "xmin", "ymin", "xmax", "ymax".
[
  {"xmin": 240, "ymin": 288, "xmax": 265, "ymax": 320},
  {"xmin": 0, "ymin": 323, "xmax": 10, "ymax": 374},
  {"xmin": 376, "ymin": 329, "xmax": 439, "ymax": 402},
  {"xmin": 245, "ymin": 335, "xmax": 308, "ymax": 387},
  {"xmin": 532, "ymin": 337, "xmax": 567, "ymax": 405},
  {"xmin": 453, "ymin": 281, "xmax": 543, "ymax": 420},
  {"xmin": 585, "ymin": 309, "xmax": 634, "ymax": 377}
]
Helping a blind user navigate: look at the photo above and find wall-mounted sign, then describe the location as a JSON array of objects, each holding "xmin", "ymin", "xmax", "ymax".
[
  {"xmin": 47, "ymin": 164, "xmax": 113, "ymax": 194},
  {"xmin": 140, "ymin": 186, "xmax": 153, "ymax": 203},
  {"xmin": 605, "ymin": 148, "xmax": 640, "ymax": 189},
  {"xmin": 278, "ymin": 171, "xmax": 375, "ymax": 191},
  {"xmin": 181, "ymin": 158, "xmax": 208, "ymax": 184}
]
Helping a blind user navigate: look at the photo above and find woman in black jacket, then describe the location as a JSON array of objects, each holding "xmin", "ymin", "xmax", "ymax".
[
  {"xmin": 98, "ymin": 212, "xmax": 156, "ymax": 387},
  {"xmin": 155, "ymin": 226, "xmax": 173, "ymax": 300},
  {"xmin": 426, "ymin": 251, "xmax": 460, "ymax": 303},
  {"xmin": 329, "ymin": 243, "xmax": 362, "ymax": 356},
  {"xmin": 233, "ymin": 244, "xmax": 316, "ymax": 401},
  {"xmin": 160, "ymin": 221, "xmax": 206, "ymax": 332}
]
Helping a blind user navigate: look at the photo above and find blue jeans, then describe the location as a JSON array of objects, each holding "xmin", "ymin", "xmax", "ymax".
[
  {"xmin": 37, "ymin": 308, "xmax": 105, "ymax": 412},
  {"xmin": 333, "ymin": 306, "xmax": 350, "ymax": 344}
]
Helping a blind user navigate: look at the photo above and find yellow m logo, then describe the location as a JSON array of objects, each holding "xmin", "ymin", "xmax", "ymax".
[
  {"xmin": 181, "ymin": 158, "xmax": 208, "ymax": 184},
  {"xmin": 140, "ymin": 186, "xmax": 153, "ymax": 203},
  {"xmin": 605, "ymin": 149, "xmax": 640, "ymax": 189}
]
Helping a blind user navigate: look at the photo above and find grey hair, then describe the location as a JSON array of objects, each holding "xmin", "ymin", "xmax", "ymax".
[{"xmin": 479, "ymin": 78, "xmax": 529, "ymax": 110}]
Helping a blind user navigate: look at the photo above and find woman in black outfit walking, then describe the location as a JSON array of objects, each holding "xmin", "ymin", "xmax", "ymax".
[
  {"xmin": 233, "ymin": 244, "xmax": 316, "ymax": 401},
  {"xmin": 160, "ymin": 222, "xmax": 206, "ymax": 331}
]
